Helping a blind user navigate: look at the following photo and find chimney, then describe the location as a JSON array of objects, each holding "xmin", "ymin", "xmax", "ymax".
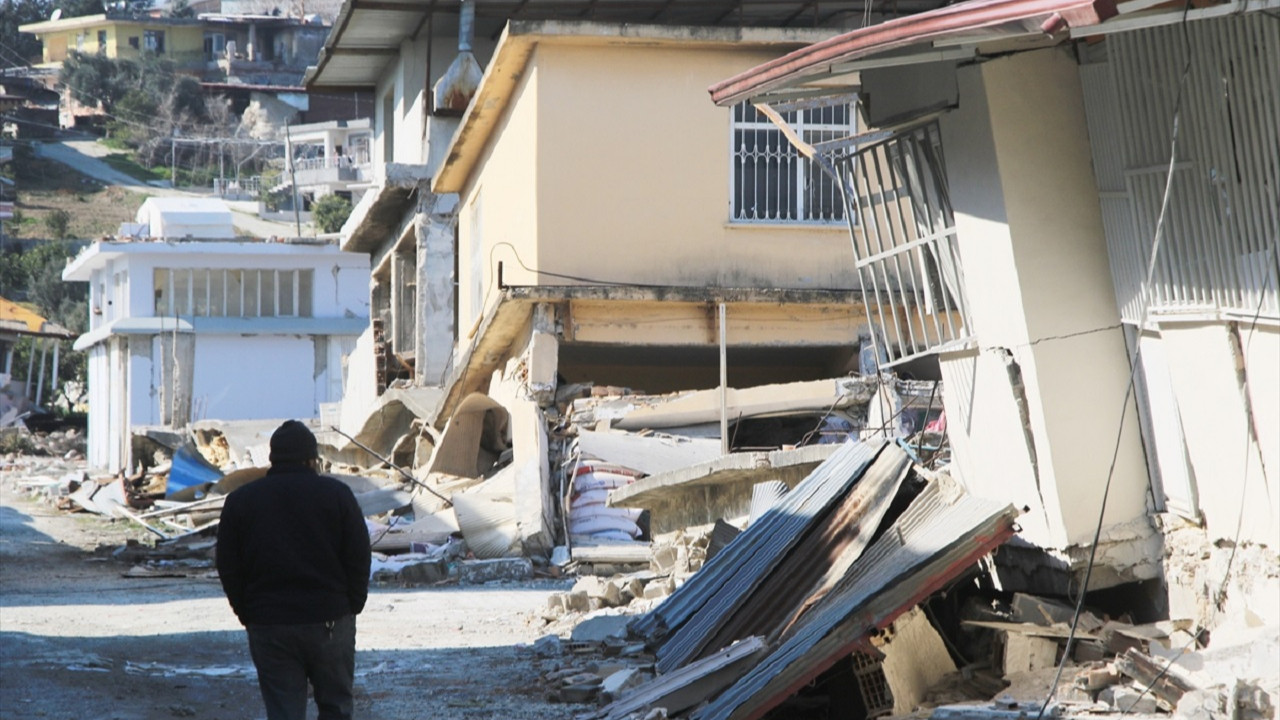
[{"xmin": 432, "ymin": 0, "xmax": 483, "ymax": 116}]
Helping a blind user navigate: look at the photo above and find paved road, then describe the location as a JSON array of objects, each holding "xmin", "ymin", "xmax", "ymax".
[{"xmin": 33, "ymin": 136, "xmax": 306, "ymax": 240}]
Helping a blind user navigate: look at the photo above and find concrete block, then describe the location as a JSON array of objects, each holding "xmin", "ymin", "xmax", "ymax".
[
  {"xmin": 564, "ymin": 591, "xmax": 591, "ymax": 613},
  {"xmin": 600, "ymin": 667, "xmax": 639, "ymax": 703},
  {"xmin": 571, "ymin": 614, "xmax": 631, "ymax": 643},
  {"xmin": 1004, "ymin": 634, "xmax": 1059, "ymax": 674},
  {"xmin": 1103, "ymin": 686, "xmax": 1160, "ymax": 714},
  {"xmin": 651, "ymin": 545, "xmax": 679, "ymax": 574},
  {"xmin": 532, "ymin": 634, "xmax": 562, "ymax": 658},
  {"xmin": 642, "ymin": 577, "xmax": 675, "ymax": 600},
  {"xmin": 398, "ymin": 559, "xmax": 449, "ymax": 584},
  {"xmin": 458, "ymin": 557, "xmax": 533, "ymax": 584},
  {"xmin": 621, "ymin": 577, "xmax": 645, "ymax": 602}
]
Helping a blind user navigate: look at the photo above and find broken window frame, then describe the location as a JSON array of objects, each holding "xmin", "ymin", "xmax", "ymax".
[
  {"xmin": 833, "ymin": 117, "xmax": 973, "ymax": 367},
  {"xmin": 753, "ymin": 102, "xmax": 974, "ymax": 367},
  {"xmin": 730, "ymin": 98, "xmax": 855, "ymax": 225}
]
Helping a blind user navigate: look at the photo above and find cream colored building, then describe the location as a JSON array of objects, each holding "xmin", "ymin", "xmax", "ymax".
[
  {"xmin": 20, "ymin": 14, "xmax": 206, "ymax": 68},
  {"xmin": 305, "ymin": 4, "xmax": 904, "ymax": 552},
  {"xmin": 432, "ymin": 23, "xmax": 868, "ymax": 414}
]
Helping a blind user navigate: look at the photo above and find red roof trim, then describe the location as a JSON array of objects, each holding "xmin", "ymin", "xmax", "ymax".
[{"xmin": 708, "ymin": 0, "xmax": 1117, "ymax": 106}]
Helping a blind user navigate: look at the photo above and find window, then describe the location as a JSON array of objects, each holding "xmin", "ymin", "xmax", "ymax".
[
  {"xmin": 143, "ymin": 29, "xmax": 165, "ymax": 54},
  {"xmin": 96, "ymin": 30, "xmax": 106, "ymax": 52},
  {"xmin": 128, "ymin": 36, "xmax": 139, "ymax": 49},
  {"xmin": 154, "ymin": 268, "xmax": 314, "ymax": 318},
  {"xmin": 731, "ymin": 101, "xmax": 854, "ymax": 223},
  {"xmin": 204, "ymin": 33, "xmax": 225, "ymax": 61}
]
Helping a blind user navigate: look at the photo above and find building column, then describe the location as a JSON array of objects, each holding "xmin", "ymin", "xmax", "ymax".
[
  {"xmin": 937, "ymin": 48, "xmax": 1150, "ymax": 555},
  {"xmin": 414, "ymin": 191, "xmax": 458, "ymax": 387}
]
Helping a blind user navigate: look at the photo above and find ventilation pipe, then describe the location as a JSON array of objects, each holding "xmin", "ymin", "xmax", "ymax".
[{"xmin": 432, "ymin": 0, "xmax": 484, "ymax": 115}]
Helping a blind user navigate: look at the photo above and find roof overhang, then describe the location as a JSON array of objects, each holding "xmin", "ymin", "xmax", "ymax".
[
  {"xmin": 63, "ymin": 240, "xmax": 353, "ymax": 281},
  {"xmin": 20, "ymin": 14, "xmax": 110, "ymax": 34},
  {"xmin": 72, "ymin": 315, "xmax": 368, "ymax": 351},
  {"xmin": 432, "ymin": 20, "xmax": 843, "ymax": 194},
  {"xmin": 340, "ymin": 163, "xmax": 434, "ymax": 254},
  {"xmin": 304, "ymin": 0, "xmax": 961, "ymax": 90},
  {"xmin": 708, "ymin": 0, "xmax": 1119, "ymax": 106}
]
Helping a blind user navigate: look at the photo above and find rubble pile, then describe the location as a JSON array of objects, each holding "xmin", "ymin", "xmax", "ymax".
[
  {"xmin": 1, "ymin": 425, "xmax": 86, "ymax": 459},
  {"xmin": 516, "ymin": 439, "xmax": 1278, "ymax": 720}
]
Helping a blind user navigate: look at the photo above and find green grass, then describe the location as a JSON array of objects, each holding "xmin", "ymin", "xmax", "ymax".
[{"xmin": 99, "ymin": 153, "xmax": 166, "ymax": 183}]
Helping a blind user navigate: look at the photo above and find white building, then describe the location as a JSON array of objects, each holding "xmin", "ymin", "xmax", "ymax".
[
  {"xmin": 63, "ymin": 239, "xmax": 371, "ymax": 471},
  {"xmin": 132, "ymin": 197, "xmax": 237, "ymax": 240}
]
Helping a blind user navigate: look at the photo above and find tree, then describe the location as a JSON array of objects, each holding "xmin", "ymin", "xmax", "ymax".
[
  {"xmin": 0, "ymin": 0, "xmax": 52, "ymax": 69},
  {"xmin": 313, "ymin": 194, "xmax": 352, "ymax": 233},
  {"xmin": 44, "ymin": 209, "xmax": 71, "ymax": 239}
]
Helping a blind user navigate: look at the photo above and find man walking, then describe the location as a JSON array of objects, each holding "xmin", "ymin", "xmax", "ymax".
[{"xmin": 217, "ymin": 420, "xmax": 371, "ymax": 720}]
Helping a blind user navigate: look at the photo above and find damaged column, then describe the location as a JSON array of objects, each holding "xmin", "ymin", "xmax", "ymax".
[{"xmin": 414, "ymin": 191, "xmax": 458, "ymax": 388}]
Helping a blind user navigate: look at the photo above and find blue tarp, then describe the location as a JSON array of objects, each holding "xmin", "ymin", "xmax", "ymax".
[{"xmin": 166, "ymin": 445, "xmax": 224, "ymax": 497}]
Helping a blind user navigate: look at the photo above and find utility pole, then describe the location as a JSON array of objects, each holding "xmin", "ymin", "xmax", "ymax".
[
  {"xmin": 170, "ymin": 129, "xmax": 179, "ymax": 188},
  {"xmin": 285, "ymin": 121, "xmax": 301, "ymax": 237}
]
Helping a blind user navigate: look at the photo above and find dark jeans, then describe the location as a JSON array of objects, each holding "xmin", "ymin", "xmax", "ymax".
[{"xmin": 246, "ymin": 615, "xmax": 356, "ymax": 720}]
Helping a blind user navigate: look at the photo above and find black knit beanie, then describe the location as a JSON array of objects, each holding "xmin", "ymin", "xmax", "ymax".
[{"xmin": 269, "ymin": 420, "xmax": 318, "ymax": 465}]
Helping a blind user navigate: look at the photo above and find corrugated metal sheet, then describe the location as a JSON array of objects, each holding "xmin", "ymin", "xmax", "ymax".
[
  {"xmin": 628, "ymin": 439, "xmax": 886, "ymax": 646},
  {"xmin": 662, "ymin": 444, "xmax": 914, "ymax": 672},
  {"xmin": 693, "ymin": 482, "xmax": 1018, "ymax": 720},
  {"xmin": 1080, "ymin": 14, "xmax": 1280, "ymax": 324}
]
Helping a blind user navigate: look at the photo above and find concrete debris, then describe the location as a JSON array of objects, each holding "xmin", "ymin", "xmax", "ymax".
[
  {"xmin": 1, "ymin": 425, "xmax": 86, "ymax": 458},
  {"xmin": 571, "ymin": 614, "xmax": 633, "ymax": 643}
]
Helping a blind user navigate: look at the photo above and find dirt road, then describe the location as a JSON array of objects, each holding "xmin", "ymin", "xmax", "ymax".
[{"xmin": 0, "ymin": 456, "xmax": 579, "ymax": 720}]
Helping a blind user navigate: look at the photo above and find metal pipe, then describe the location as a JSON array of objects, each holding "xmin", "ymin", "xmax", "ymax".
[
  {"xmin": 328, "ymin": 425, "xmax": 452, "ymax": 507},
  {"xmin": 458, "ymin": 0, "xmax": 475, "ymax": 52},
  {"xmin": 719, "ymin": 303, "xmax": 728, "ymax": 456}
]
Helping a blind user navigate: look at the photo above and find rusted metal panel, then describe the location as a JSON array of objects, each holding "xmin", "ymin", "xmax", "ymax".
[
  {"xmin": 628, "ymin": 439, "xmax": 886, "ymax": 646},
  {"xmin": 693, "ymin": 481, "xmax": 1018, "ymax": 720},
  {"xmin": 656, "ymin": 442, "xmax": 913, "ymax": 672}
]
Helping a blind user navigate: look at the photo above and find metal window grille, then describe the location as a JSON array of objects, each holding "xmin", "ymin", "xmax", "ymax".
[
  {"xmin": 732, "ymin": 100, "xmax": 852, "ymax": 223},
  {"xmin": 827, "ymin": 119, "xmax": 973, "ymax": 366},
  {"xmin": 850, "ymin": 652, "xmax": 894, "ymax": 717}
]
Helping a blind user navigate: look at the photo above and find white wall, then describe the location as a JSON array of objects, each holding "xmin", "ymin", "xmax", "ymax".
[
  {"xmin": 1159, "ymin": 323, "xmax": 1278, "ymax": 546},
  {"xmin": 87, "ymin": 243, "xmax": 369, "ymax": 320},
  {"xmin": 186, "ymin": 335, "xmax": 319, "ymax": 421},
  {"xmin": 85, "ymin": 344, "xmax": 110, "ymax": 468}
]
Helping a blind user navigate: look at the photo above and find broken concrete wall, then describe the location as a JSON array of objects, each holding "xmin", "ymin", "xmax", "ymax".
[
  {"xmin": 157, "ymin": 333, "xmax": 196, "ymax": 428},
  {"xmin": 1160, "ymin": 514, "xmax": 1280, "ymax": 631},
  {"xmin": 337, "ymin": 326, "xmax": 379, "ymax": 435},
  {"xmin": 490, "ymin": 363, "xmax": 555, "ymax": 553},
  {"xmin": 414, "ymin": 192, "xmax": 459, "ymax": 387},
  {"xmin": 878, "ymin": 606, "xmax": 958, "ymax": 714},
  {"xmin": 1158, "ymin": 323, "xmax": 1277, "ymax": 548}
]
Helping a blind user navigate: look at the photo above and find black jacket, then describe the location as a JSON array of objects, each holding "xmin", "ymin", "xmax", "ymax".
[{"xmin": 216, "ymin": 464, "xmax": 371, "ymax": 625}]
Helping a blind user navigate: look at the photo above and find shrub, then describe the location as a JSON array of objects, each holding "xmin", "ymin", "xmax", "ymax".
[
  {"xmin": 313, "ymin": 194, "xmax": 353, "ymax": 234},
  {"xmin": 44, "ymin": 209, "xmax": 72, "ymax": 240}
]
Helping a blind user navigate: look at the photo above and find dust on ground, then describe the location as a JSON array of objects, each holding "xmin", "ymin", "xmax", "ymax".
[{"xmin": 0, "ymin": 454, "xmax": 581, "ymax": 720}]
